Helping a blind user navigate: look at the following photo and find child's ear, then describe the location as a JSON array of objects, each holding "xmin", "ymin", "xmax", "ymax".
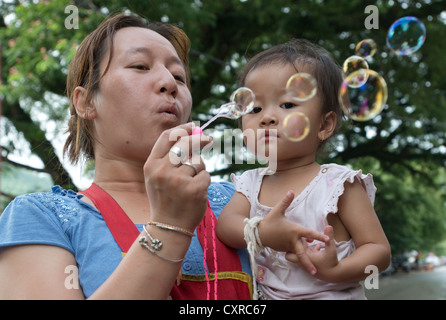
[
  {"xmin": 318, "ymin": 111, "xmax": 337, "ymax": 142},
  {"xmin": 73, "ymin": 86, "xmax": 97, "ymax": 120}
]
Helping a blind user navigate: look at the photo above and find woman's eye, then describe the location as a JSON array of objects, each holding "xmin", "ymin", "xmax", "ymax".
[
  {"xmin": 174, "ymin": 75, "xmax": 186, "ymax": 83},
  {"xmin": 280, "ymin": 102, "xmax": 296, "ymax": 109},
  {"xmin": 131, "ymin": 65, "xmax": 149, "ymax": 71}
]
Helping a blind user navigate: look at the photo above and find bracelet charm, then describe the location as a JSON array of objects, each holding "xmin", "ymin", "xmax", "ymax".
[{"xmin": 143, "ymin": 224, "xmax": 163, "ymax": 250}]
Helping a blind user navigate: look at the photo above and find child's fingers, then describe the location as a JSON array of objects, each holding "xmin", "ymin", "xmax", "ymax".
[
  {"xmin": 293, "ymin": 238, "xmax": 317, "ymax": 275},
  {"xmin": 324, "ymin": 225, "xmax": 335, "ymax": 240},
  {"xmin": 268, "ymin": 190, "xmax": 295, "ymax": 218},
  {"xmin": 322, "ymin": 225, "xmax": 336, "ymax": 252},
  {"xmin": 300, "ymin": 226, "xmax": 330, "ymax": 244},
  {"xmin": 285, "ymin": 252, "xmax": 299, "ymax": 264}
]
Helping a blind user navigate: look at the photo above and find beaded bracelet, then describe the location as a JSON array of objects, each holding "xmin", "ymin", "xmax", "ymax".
[{"xmin": 146, "ymin": 219, "xmax": 196, "ymax": 237}]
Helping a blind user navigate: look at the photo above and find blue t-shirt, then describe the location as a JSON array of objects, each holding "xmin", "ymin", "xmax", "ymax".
[{"xmin": 0, "ymin": 182, "xmax": 250, "ymax": 298}]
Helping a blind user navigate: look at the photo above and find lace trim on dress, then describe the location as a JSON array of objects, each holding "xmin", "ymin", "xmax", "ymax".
[{"xmin": 323, "ymin": 169, "xmax": 376, "ymax": 217}]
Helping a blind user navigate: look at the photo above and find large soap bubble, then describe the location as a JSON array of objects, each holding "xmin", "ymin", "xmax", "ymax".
[
  {"xmin": 386, "ymin": 16, "xmax": 426, "ymax": 56},
  {"xmin": 339, "ymin": 69, "xmax": 388, "ymax": 122}
]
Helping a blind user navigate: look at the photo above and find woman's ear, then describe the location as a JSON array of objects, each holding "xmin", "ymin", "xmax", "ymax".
[
  {"xmin": 73, "ymin": 86, "xmax": 97, "ymax": 120},
  {"xmin": 318, "ymin": 111, "xmax": 337, "ymax": 142}
]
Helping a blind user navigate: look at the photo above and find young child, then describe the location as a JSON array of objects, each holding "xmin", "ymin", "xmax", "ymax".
[{"xmin": 216, "ymin": 39, "xmax": 391, "ymax": 300}]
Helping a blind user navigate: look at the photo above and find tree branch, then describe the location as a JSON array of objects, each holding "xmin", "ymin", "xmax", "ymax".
[
  {"xmin": 2, "ymin": 100, "xmax": 75, "ymax": 189},
  {"xmin": 1, "ymin": 155, "xmax": 49, "ymax": 174}
]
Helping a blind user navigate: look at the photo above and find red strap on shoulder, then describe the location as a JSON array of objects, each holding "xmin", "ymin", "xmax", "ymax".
[
  {"xmin": 79, "ymin": 183, "xmax": 140, "ymax": 253},
  {"xmin": 196, "ymin": 203, "xmax": 243, "ymax": 273}
]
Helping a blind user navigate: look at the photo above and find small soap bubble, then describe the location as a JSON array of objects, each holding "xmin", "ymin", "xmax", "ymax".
[
  {"xmin": 355, "ymin": 39, "xmax": 377, "ymax": 58},
  {"xmin": 216, "ymin": 87, "xmax": 255, "ymax": 119},
  {"xmin": 230, "ymin": 87, "xmax": 255, "ymax": 116},
  {"xmin": 282, "ymin": 111, "xmax": 310, "ymax": 142},
  {"xmin": 286, "ymin": 73, "xmax": 317, "ymax": 102},
  {"xmin": 199, "ymin": 87, "xmax": 256, "ymax": 131},
  {"xmin": 342, "ymin": 55, "xmax": 369, "ymax": 88},
  {"xmin": 386, "ymin": 16, "xmax": 426, "ymax": 55},
  {"xmin": 339, "ymin": 69, "xmax": 388, "ymax": 122}
]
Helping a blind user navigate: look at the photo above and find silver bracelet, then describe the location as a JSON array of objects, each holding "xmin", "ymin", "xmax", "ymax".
[
  {"xmin": 139, "ymin": 225, "xmax": 184, "ymax": 263},
  {"xmin": 146, "ymin": 219, "xmax": 196, "ymax": 237},
  {"xmin": 143, "ymin": 224, "xmax": 163, "ymax": 251},
  {"xmin": 139, "ymin": 236, "xmax": 184, "ymax": 263}
]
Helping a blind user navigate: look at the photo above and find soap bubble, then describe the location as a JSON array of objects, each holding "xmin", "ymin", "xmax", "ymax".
[
  {"xmin": 286, "ymin": 73, "xmax": 317, "ymax": 102},
  {"xmin": 342, "ymin": 55, "xmax": 369, "ymax": 88},
  {"xmin": 199, "ymin": 87, "xmax": 255, "ymax": 130},
  {"xmin": 355, "ymin": 39, "xmax": 377, "ymax": 58},
  {"xmin": 282, "ymin": 111, "xmax": 310, "ymax": 142},
  {"xmin": 339, "ymin": 69, "xmax": 388, "ymax": 122},
  {"xmin": 386, "ymin": 16, "xmax": 426, "ymax": 55},
  {"xmin": 230, "ymin": 87, "xmax": 255, "ymax": 115}
]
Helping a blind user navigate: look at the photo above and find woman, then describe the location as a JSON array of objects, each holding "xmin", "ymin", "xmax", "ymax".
[{"xmin": 0, "ymin": 13, "xmax": 252, "ymax": 299}]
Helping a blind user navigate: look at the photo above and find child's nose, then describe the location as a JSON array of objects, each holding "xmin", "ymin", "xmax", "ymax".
[{"xmin": 260, "ymin": 111, "xmax": 278, "ymax": 126}]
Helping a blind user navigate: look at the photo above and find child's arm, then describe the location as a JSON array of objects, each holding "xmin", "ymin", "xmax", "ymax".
[
  {"xmin": 217, "ymin": 190, "xmax": 330, "ymax": 275},
  {"xmin": 216, "ymin": 191, "xmax": 252, "ymax": 249},
  {"xmin": 288, "ymin": 180, "xmax": 391, "ymax": 283}
]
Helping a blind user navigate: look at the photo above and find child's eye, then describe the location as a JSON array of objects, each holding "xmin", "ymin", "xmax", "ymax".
[
  {"xmin": 280, "ymin": 102, "xmax": 296, "ymax": 109},
  {"xmin": 250, "ymin": 107, "xmax": 262, "ymax": 114}
]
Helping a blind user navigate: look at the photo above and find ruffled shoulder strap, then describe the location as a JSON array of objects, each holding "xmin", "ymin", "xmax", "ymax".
[
  {"xmin": 230, "ymin": 169, "xmax": 262, "ymax": 204},
  {"xmin": 322, "ymin": 164, "xmax": 376, "ymax": 216}
]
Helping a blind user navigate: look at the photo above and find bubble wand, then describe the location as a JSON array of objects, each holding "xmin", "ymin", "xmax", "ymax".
[{"xmin": 192, "ymin": 87, "xmax": 255, "ymax": 135}]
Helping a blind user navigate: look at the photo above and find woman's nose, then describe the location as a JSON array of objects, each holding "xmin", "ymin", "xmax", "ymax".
[{"xmin": 156, "ymin": 65, "xmax": 178, "ymax": 98}]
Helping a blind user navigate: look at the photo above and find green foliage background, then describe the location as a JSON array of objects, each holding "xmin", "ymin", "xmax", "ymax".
[{"xmin": 1, "ymin": 0, "xmax": 445, "ymax": 255}]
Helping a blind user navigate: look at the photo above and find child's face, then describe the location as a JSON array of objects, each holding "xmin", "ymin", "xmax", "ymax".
[{"xmin": 241, "ymin": 63, "xmax": 325, "ymax": 163}]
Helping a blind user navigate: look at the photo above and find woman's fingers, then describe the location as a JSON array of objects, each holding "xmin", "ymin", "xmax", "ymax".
[
  {"xmin": 149, "ymin": 122, "xmax": 194, "ymax": 160},
  {"xmin": 179, "ymin": 154, "xmax": 206, "ymax": 177},
  {"xmin": 168, "ymin": 133, "xmax": 213, "ymax": 166}
]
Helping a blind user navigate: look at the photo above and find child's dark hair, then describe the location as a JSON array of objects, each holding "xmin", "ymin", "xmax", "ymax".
[{"xmin": 239, "ymin": 39, "xmax": 344, "ymax": 137}]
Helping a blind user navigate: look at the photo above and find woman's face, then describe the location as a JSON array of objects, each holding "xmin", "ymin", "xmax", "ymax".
[{"xmin": 92, "ymin": 27, "xmax": 192, "ymax": 163}]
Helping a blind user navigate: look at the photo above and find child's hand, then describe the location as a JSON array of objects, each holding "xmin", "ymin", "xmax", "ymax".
[
  {"xmin": 258, "ymin": 191, "xmax": 330, "ymax": 275},
  {"xmin": 285, "ymin": 225, "xmax": 340, "ymax": 282}
]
